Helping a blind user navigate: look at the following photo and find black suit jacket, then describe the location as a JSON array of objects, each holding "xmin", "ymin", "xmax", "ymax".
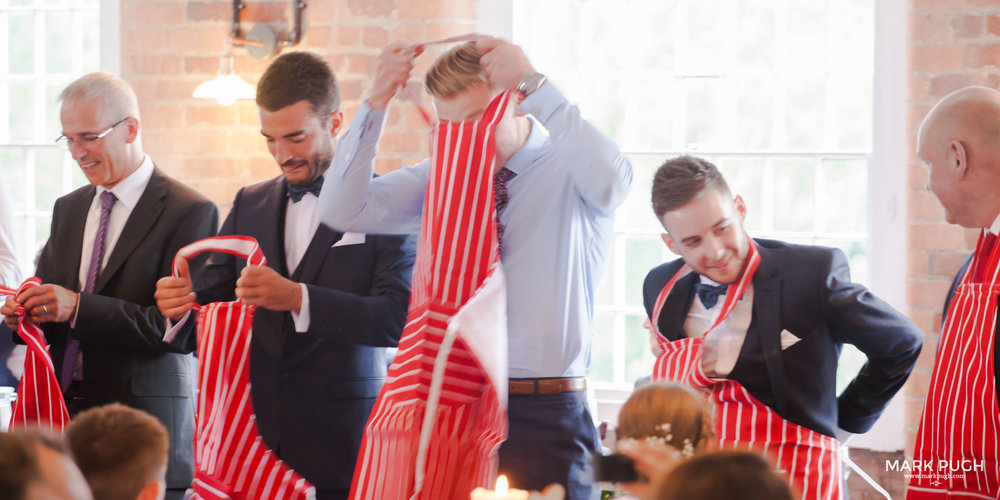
[
  {"xmin": 35, "ymin": 167, "xmax": 218, "ymax": 489},
  {"xmin": 642, "ymin": 238, "xmax": 923, "ymax": 438},
  {"xmin": 170, "ymin": 176, "xmax": 414, "ymax": 492}
]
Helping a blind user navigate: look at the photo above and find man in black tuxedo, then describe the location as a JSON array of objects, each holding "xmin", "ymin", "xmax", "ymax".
[
  {"xmin": 641, "ymin": 155, "xmax": 921, "ymax": 446},
  {"xmin": 155, "ymin": 52, "xmax": 414, "ymax": 500},
  {"xmin": 1, "ymin": 72, "xmax": 218, "ymax": 499}
]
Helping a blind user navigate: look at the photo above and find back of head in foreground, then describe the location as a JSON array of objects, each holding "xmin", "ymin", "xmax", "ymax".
[
  {"xmin": 0, "ymin": 429, "xmax": 92, "ymax": 500},
  {"xmin": 66, "ymin": 403, "xmax": 168, "ymax": 500},
  {"xmin": 651, "ymin": 450, "xmax": 795, "ymax": 500},
  {"xmin": 616, "ymin": 382, "xmax": 714, "ymax": 456}
]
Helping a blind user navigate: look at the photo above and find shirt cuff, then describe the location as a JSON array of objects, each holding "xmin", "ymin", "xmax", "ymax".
[
  {"xmin": 290, "ymin": 283, "xmax": 310, "ymax": 333},
  {"xmin": 162, "ymin": 310, "xmax": 192, "ymax": 343},
  {"xmin": 518, "ymin": 81, "xmax": 564, "ymax": 122},
  {"xmin": 69, "ymin": 293, "xmax": 81, "ymax": 329}
]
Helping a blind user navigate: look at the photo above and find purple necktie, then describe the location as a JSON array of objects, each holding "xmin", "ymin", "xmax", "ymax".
[
  {"xmin": 60, "ymin": 190, "xmax": 116, "ymax": 391},
  {"xmin": 494, "ymin": 167, "xmax": 516, "ymax": 251}
]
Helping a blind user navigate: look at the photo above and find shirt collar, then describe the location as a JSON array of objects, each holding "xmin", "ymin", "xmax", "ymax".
[
  {"xmin": 501, "ymin": 115, "xmax": 547, "ymax": 175},
  {"xmin": 989, "ymin": 212, "xmax": 1000, "ymax": 236},
  {"xmin": 97, "ymin": 155, "xmax": 154, "ymax": 211}
]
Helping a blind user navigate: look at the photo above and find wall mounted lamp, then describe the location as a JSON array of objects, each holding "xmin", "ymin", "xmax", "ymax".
[{"xmin": 193, "ymin": 0, "xmax": 309, "ymax": 105}]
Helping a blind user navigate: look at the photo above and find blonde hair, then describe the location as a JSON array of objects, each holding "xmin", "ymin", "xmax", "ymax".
[
  {"xmin": 424, "ymin": 42, "xmax": 487, "ymax": 99},
  {"xmin": 59, "ymin": 72, "xmax": 140, "ymax": 125},
  {"xmin": 616, "ymin": 382, "xmax": 714, "ymax": 455}
]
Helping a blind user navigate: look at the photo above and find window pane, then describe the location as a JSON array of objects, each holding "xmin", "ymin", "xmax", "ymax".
[
  {"xmin": 79, "ymin": 9, "xmax": 101, "ymax": 70},
  {"xmin": 684, "ymin": 0, "xmax": 736, "ymax": 72},
  {"xmin": 633, "ymin": 79, "xmax": 676, "ymax": 151},
  {"xmin": 829, "ymin": 76, "xmax": 873, "ymax": 150},
  {"xmin": 735, "ymin": 0, "xmax": 776, "ymax": 70},
  {"xmin": 625, "ymin": 314, "xmax": 655, "ymax": 385},
  {"xmin": 618, "ymin": 156, "xmax": 664, "ymax": 233},
  {"xmin": 781, "ymin": 1, "xmax": 828, "ymax": 71},
  {"xmin": 782, "ymin": 76, "xmax": 826, "ymax": 150},
  {"xmin": 8, "ymin": 82, "xmax": 34, "ymax": 144},
  {"xmin": 730, "ymin": 76, "xmax": 774, "ymax": 150},
  {"xmin": 8, "ymin": 12, "xmax": 35, "ymax": 74},
  {"xmin": 717, "ymin": 157, "xmax": 764, "ymax": 232},
  {"xmin": 0, "ymin": 149, "xmax": 26, "ymax": 208},
  {"xmin": 625, "ymin": 236, "xmax": 663, "ymax": 308},
  {"xmin": 590, "ymin": 312, "xmax": 615, "ymax": 383},
  {"xmin": 683, "ymin": 77, "xmax": 726, "ymax": 149},
  {"xmin": 34, "ymin": 148, "xmax": 63, "ymax": 211},
  {"xmin": 822, "ymin": 159, "xmax": 867, "ymax": 233},
  {"xmin": 46, "ymin": 82, "xmax": 64, "ymax": 140},
  {"xmin": 771, "ymin": 159, "xmax": 815, "ymax": 232},
  {"xmin": 44, "ymin": 11, "xmax": 73, "ymax": 74}
]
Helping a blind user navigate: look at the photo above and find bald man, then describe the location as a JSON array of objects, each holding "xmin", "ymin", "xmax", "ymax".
[{"xmin": 909, "ymin": 86, "xmax": 1000, "ymax": 499}]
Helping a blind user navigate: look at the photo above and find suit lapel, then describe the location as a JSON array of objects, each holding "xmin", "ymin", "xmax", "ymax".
[
  {"xmin": 658, "ymin": 271, "xmax": 698, "ymax": 341},
  {"xmin": 291, "ymin": 223, "xmax": 342, "ymax": 284},
  {"xmin": 93, "ymin": 170, "xmax": 166, "ymax": 294},
  {"xmin": 62, "ymin": 188, "xmax": 95, "ymax": 291},
  {"xmin": 260, "ymin": 179, "xmax": 289, "ymax": 277},
  {"xmin": 747, "ymin": 242, "xmax": 790, "ymax": 416}
]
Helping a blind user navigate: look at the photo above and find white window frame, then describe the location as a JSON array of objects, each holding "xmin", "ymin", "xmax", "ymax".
[{"xmin": 481, "ymin": 0, "xmax": 908, "ymax": 451}]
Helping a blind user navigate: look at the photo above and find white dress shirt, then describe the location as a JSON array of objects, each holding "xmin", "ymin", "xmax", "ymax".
[
  {"xmin": 684, "ymin": 276, "xmax": 754, "ymax": 378},
  {"xmin": 284, "ymin": 190, "xmax": 322, "ymax": 332},
  {"xmin": 77, "ymin": 156, "xmax": 154, "ymax": 290}
]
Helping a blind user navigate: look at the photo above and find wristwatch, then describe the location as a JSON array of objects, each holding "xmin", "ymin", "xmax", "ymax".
[{"xmin": 516, "ymin": 71, "xmax": 547, "ymax": 98}]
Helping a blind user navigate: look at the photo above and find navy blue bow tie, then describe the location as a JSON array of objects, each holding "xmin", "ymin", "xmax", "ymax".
[
  {"xmin": 695, "ymin": 282, "xmax": 728, "ymax": 309},
  {"xmin": 288, "ymin": 177, "xmax": 324, "ymax": 203}
]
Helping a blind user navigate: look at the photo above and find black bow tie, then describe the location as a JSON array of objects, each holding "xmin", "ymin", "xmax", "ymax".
[
  {"xmin": 694, "ymin": 282, "xmax": 728, "ymax": 309},
  {"xmin": 288, "ymin": 177, "xmax": 324, "ymax": 203}
]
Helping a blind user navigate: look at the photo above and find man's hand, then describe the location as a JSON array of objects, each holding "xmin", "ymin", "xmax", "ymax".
[
  {"xmin": 155, "ymin": 258, "xmax": 196, "ymax": 322},
  {"xmin": 476, "ymin": 36, "xmax": 536, "ymax": 91},
  {"xmin": 368, "ymin": 42, "xmax": 420, "ymax": 111},
  {"xmin": 235, "ymin": 266, "xmax": 302, "ymax": 312},
  {"xmin": 2, "ymin": 295, "xmax": 19, "ymax": 330},
  {"xmin": 643, "ymin": 317, "xmax": 663, "ymax": 357},
  {"xmin": 12, "ymin": 284, "xmax": 79, "ymax": 324}
]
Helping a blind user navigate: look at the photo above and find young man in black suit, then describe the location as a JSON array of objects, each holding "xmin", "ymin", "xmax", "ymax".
[
  {"xmin": 1, "ymin": 72, "xmax": 218, "ymax": 499},
  {"xmin": 155, "ymin": 52, "xmax": 415, "ymax": 500},
  {"xmin": 639, "ymin": 155, "xmax": 921, "ymax": 498}
]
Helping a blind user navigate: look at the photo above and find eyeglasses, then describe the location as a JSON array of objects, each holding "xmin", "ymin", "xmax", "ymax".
[{"xmin": 55, "ymin": 117, "xmax": 128, "ymax": 149}]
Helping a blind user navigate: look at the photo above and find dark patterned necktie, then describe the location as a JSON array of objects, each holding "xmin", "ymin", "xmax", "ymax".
[
  {"xmin": 493, "ymin": 167, "xmax": 516, "ymax": 250},
  {"xmin": 61, "ymin": 190, "xmax": 116, "ymax": 390}
]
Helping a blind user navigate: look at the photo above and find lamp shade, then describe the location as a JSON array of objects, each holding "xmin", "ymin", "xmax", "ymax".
[{"xmin": 193, "ymin": 71, "xmax": 256, "ymax": 106}]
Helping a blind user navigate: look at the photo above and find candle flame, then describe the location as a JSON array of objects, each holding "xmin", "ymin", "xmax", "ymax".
[{"xmin": 496, "ymin": 475, "xmax": 509, "ymax": 494}]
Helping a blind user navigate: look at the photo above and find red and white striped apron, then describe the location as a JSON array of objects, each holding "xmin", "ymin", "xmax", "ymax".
[
  {"xmin": 173, "ymin": 236, "xmax": 315, "ymax": 500},
  {"xmin": 0, "ymin": 278, "xmax": 70, "ymax": 432},
  {"xmin": 649, "ymin": 239, "xmax": 841, "ymax": 500},
  {"xmin": 909, "ymin": 232, "xmax": 1000, "ymax": 499},
  {"xmin": 350, "ymin": 91, "xmax": 512, "ymax": 500}
]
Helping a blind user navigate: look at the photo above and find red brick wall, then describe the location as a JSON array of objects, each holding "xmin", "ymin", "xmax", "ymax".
[
  {"xmin": 119, "ymin": 0, "xmax": 476, "ymax": 214},
  {"xmin": 904, "ymin": 0, "xmax": 1000, "ymax": 456}
]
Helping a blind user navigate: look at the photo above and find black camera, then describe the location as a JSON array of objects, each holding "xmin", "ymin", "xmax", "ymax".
[{"xmin": 592, "ymin": 453, "xmax": 641, "ymax": 483}]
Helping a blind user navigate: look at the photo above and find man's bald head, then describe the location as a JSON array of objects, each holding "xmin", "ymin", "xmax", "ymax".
[{"xmin": 917, "ymin": 86, "xmax": 1000, "ymax": 228}]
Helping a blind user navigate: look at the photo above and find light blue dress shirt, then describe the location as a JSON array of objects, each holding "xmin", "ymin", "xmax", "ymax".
[{"xmin": 319, "ymin": 83, "xmax": 632, "ymax": 377}]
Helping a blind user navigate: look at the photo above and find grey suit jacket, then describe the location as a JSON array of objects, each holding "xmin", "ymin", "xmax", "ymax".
[{"xmin": 34, "ymin": 167, "xmax": 218, "ymax": 489}]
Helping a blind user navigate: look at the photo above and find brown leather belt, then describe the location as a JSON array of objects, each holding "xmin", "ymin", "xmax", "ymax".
[{"xmin": 508, "ymin": 377, "xmax": 587, "ymax": 396}]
